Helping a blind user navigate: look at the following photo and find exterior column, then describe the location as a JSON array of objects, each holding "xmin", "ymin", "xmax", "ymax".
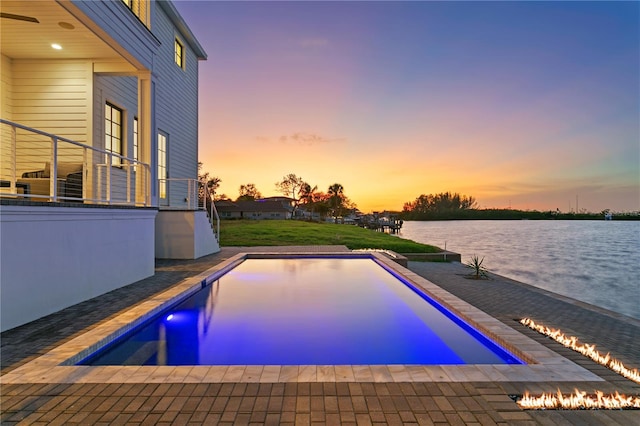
[{"xmin": 138, "ymin": 72, "xmax": 152, "ymax": 206}]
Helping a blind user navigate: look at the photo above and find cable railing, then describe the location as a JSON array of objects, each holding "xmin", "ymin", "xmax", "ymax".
[
  {"xmin": 201, "ymin": 179, "xmax": 220, "ymax": 241},
  {"xmin": 158, "ymin": 178, "xmax": 220, "ymax": 241},
  {"xmin": 1, "ymin": 119, "xmax": 150, "ymax": 206}
]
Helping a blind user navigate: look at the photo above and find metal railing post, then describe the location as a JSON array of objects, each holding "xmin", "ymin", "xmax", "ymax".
[
  {"xmin": 51, "ymin": 136, "xmax": 58, "ymax": 201},
  {"xmin": 10, "ymin": 125, "xmax": 16, "ymax": 192},
  {"xmin": 0, "ymin": 119, "xmax": 151, "ymax": 205},
  {"xmin": 82, "ymin": 148, "xmax": 88, "ymax": 200},
  {"xmin": 145, "ymin": 164, "xmax": 150, "ymax": 206},
  {"xmin": 107, "ymin": 153, "xmax": 112, "ymax": 204},
  {"xmin": 126, "ymin": 162, "xmax": 131, "ymax": 203}
]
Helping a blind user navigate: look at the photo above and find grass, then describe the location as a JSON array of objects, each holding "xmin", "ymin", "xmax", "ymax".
[{"xmin": 219, "ymin": 220, "xmax": 441, "ymax": 253}]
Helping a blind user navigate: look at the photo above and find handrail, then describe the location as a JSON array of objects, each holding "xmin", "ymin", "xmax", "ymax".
[
  {"xmin": 202, "ymin": 179, "xmax": 220, "ymax": 240},
  {"xmin": 1, "ymin": 119, "xmax": 137, "ymax": 162},
  {"xmin": 157, "ymin": 177, "xmax": 220, "ymax": 241},
  {"xmin": 157, "ymin": 178, "xmax": 199, "ymax": 209},
  {"xmin": 0, "ymin": 119, "xmax": 150, "ymax": 206}
]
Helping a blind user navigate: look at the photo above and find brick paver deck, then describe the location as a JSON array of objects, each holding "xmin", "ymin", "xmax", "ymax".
[{"xmin": 2, "ymin": 246, "xmax": 639, "ymax": 425}]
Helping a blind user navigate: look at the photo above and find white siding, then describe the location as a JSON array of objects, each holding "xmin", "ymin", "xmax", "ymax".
[
  {"xmin": 70, "ymin": 0, "xmax": 157, "ymax": 70},
  {"xmin": 1, "ymin": 55, "xmax": 14, "ymax": 184},
  {"xmin": 93, "ymin": 74, "xmax": 139, "ymax": 202},
  {"xmin": 152, "ymin": 5, "xmax": 200, "ymax": 182},
  {"xmin": 6, "ymin": 60, "xmax": 91, "ymax": 176},
  {"xmin": 11, "ymin": 60, "xmax": 92, "ymax": 143},
  {"xmin": 1, "ymin": 54, "xmax": 12, "ymax": 120},
  {"xmin": 93, "ymin": 75, "xmax": 138, "ymax": 157}
]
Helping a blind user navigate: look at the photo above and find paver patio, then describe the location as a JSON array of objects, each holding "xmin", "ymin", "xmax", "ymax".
[{"xmin": 2, "ymin": 246, "xmax": 639, "ymax": 425}]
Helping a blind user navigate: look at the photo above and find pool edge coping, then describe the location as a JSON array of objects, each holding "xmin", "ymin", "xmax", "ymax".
[{"xmin": 0, "ymin": 251, "xmax": 603, "ymax": 384}]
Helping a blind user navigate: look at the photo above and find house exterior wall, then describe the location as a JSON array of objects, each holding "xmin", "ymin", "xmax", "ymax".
[
  {"xmin": 1, "ymin": 59, "xmax": 93, "ymax": 179},
  {"xmin": 1, "ymin": 55, "xmax": 14, "ymax": 182},
  {"xmin": 155, "ymin": 210, "xmax": 218, "ymax": 259},
  {"xmin": 93, "ymin": 75, "xmax": 138, "ymax": 159},
  {"xmin": 11, "ymin": 60, "xmax": 92, "ymax": 145},
  {"xmin": 92, "ymin": 74, "xmax": 140, "ymax": 201},
  {"xmin": 69, "ymin": 0, "xmax": 158, "ymax": 70},
  {"xmin": 0, "ymin": 0, "xmax": 214, "ymax": 331},
  {"xmin": 0, "ymin": 205, "xmax": 157, "ymax": 332},
  {"xmin": 1, "ymin": 55, "xmax": 12, "ymax": 121},
  {"xmin": 152, "ymin": 4, "xmax": 199, "ymax": 184}
]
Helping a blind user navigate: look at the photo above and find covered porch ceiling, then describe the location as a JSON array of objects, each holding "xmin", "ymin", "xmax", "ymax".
[{"xmin": 1, "ymin": 0, "xmax": 136, "ymax": 71}]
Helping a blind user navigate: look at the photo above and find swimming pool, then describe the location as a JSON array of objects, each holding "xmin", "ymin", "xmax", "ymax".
[{"xmin": 79, "ymin": 256, "xmax": 522, "ymax": 366}]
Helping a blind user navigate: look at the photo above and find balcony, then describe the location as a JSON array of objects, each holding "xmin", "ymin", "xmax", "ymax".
[{"xmin": 1, "ymin": 119, "xmax": 149, "ymax": 206}]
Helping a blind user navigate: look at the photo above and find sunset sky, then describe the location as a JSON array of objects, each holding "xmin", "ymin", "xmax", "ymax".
[{"xmin": 174, "ymin": 1, "xmax": 639, "ymax": 213}]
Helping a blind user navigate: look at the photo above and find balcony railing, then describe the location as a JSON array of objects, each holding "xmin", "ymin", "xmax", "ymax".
[
  {"xmin": 1, "ymin": 119, "xmax": 150, "ymax": 206},
  {"xmin": 158, "ymin": 178, "xmax": 220, "ymax": 240}
]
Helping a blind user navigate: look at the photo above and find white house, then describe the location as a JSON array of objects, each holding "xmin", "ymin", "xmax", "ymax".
[{"xmin": 0, "ymin": 0, "xmax": 219, "ymax": 332}]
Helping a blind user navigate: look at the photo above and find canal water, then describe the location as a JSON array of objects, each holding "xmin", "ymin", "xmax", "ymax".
[{"xmin": 399, "ymin": 220, "xmax": 640, "ymax": 320}]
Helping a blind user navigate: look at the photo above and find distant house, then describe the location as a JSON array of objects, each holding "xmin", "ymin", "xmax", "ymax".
[
  {"xmin": 217, "ymin": 199, "xmax": 293, "ymax": 220},
  {"xmin": 0, "ymin": 0, "xmax": 218, "ymax": 331}
]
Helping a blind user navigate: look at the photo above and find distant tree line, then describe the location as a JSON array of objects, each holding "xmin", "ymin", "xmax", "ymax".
[
  {"xmin": 400, "ymin": 191, "xmax": 639, "ymax": 220},
  {"xmin": 198, "ymin": 169, "xmax": 639, "ymax": 221},
  {"xmin": 198, "ymin": 166, "xmax": 358, "ymax": 222},
  {"xmin": 401, "ymin": 192, "xmax": 477, "ymax": 220}
]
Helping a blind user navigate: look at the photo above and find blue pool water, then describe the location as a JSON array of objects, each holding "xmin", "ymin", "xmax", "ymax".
[{"xmin": 80, "ymin": 257, "xmax": 522, "ymax": 366}]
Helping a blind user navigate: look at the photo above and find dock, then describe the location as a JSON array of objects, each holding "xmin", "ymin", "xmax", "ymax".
[{"xmin": 357, "ymin": 213, "xmax": 403, "ymax": 233}]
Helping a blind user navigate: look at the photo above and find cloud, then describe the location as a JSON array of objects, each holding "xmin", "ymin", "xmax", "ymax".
[
  {"xmin": 297, "ymin": 38, "xmax": 329, "ymax": 48},
  {"xmin": 257, "ymin": 133, "xmax": 345, "ymax": 146},
  {"xmin": 286, "ymin": 132, "xmax": 345, "ymax": 146}
]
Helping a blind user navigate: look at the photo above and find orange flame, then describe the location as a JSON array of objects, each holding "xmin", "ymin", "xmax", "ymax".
[
  {"xmin": 518, "ymin": 389, "xmax": 640, "ymax": 410},
  {"xmin": 520, "ymin": 318, "xmax": 640, "ymax": 384}
]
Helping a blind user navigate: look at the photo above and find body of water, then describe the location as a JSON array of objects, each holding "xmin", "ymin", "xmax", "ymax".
[{"xmin": 399, "ymin": 220, "xmax": 640, "ymax": 320}]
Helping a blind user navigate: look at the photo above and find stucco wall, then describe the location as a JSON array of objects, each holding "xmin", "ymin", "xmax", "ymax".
[
  {"xmin": 0, "ymin": 205, "xmax": 157, "ymax": 332},
  {"xmin": 155, "ymin": 210, "xmax": 219, "ymax": 259}
]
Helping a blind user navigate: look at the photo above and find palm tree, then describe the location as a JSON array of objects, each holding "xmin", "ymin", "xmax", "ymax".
[
  {"xmin": 328, "ymin": 183, "xmax": 344, "ymax": 223},
  {"xmin": 299, "ymin": 183, "xmax": 318, "ymax": 220}
]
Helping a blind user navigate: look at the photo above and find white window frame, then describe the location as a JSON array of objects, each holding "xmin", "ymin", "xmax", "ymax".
[
  {"xmin": 105, "ymin": 102, "xmax": 123, "ymax": 166},
  {"xmin": 158, "ymin": 132, "xmax": 168, "ymax": 199},
  {"xmin": 174, "ymin": 38, "xmax": 185, "ymax": 69}
]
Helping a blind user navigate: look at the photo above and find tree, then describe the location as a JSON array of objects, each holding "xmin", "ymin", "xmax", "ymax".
[
  {"xmin": 312, "ymin": 191, "xmax": 331, "ymax": 220},
  {"xmin": 237, "ymin": 183, "xmax": 262, "ymax": 201},
  {"xmin": 298, "ymin": 183, "xmax": 319, "ymax": 220},
  {"xmin": 401, "ymin": 192, "xmax": 477, "ymax": 219},
  {"xmin": 328, "ymin": 183, "xmax": 345, "ymax": 223},
  {"xmin": 198, "ymin": 162, "xmax": 221, "ymax": 209},
  {"xmin": 275, "ymin": 173, "xmax": 306, "ymax": 215}
]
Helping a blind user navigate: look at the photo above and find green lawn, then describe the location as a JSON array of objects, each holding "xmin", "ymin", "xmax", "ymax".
[{"xmin": 219, "ymin": 220, "xmax": 440, "ymax": 253}]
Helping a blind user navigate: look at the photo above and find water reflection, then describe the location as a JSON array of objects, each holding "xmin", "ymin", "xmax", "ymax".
[
  {"xmin": 400, "ymin": 220, "xmax": 640, "ymax": 319},
  {"xmin": 82, "ymin": 258, "xmax": 520, "ymax": 366}
]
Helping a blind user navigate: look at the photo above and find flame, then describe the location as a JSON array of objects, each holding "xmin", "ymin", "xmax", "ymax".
[
  {"xmin": 520, "ymin": 318, "xmax": 640, "ymax": 384},
  {"xmin": 518, "ymin": 389, "xmax": 640, "ymax": 410}
]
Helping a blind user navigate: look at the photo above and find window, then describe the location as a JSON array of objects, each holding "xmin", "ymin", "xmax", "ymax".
[
  {"xmin": 105, "ymin": 102, "xmax": 123, "ymax": 165},
  {"xmin": 174, "ymin": 38, "xmax": 184, "ymax": 68},
  {"xmin": 120, "ymin": 0, "xmax": 148, "ymax": 26},
  {"xmin": 158, "ymin": 132, "xmax": 167, "ymax": 199},
  {"xmin": 133, "ymin": 117, "xmax": 139, "ymax": 167}
]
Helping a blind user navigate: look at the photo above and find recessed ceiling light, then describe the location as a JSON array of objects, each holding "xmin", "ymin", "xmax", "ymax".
[
  {"xmin": 58, "ymin": 21, "xmax": 74, "ymax": 30},
  {"xmin": 51, "ymin": 43, "xmax": 62, "ymax": 50}
]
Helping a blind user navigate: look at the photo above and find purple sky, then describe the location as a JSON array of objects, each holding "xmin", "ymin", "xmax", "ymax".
[{"xmin": 175, "ymin": 0, "xmax": 639, "ymax": 213}]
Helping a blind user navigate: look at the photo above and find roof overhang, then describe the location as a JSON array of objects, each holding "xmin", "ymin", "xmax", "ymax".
[
  {"xmin": 0, "ymin": 0, "xmax": 134, "ymax": 70},
  {"xmin": 158, "ymin": 0, "xmax": 207, "ymax": 60}
]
